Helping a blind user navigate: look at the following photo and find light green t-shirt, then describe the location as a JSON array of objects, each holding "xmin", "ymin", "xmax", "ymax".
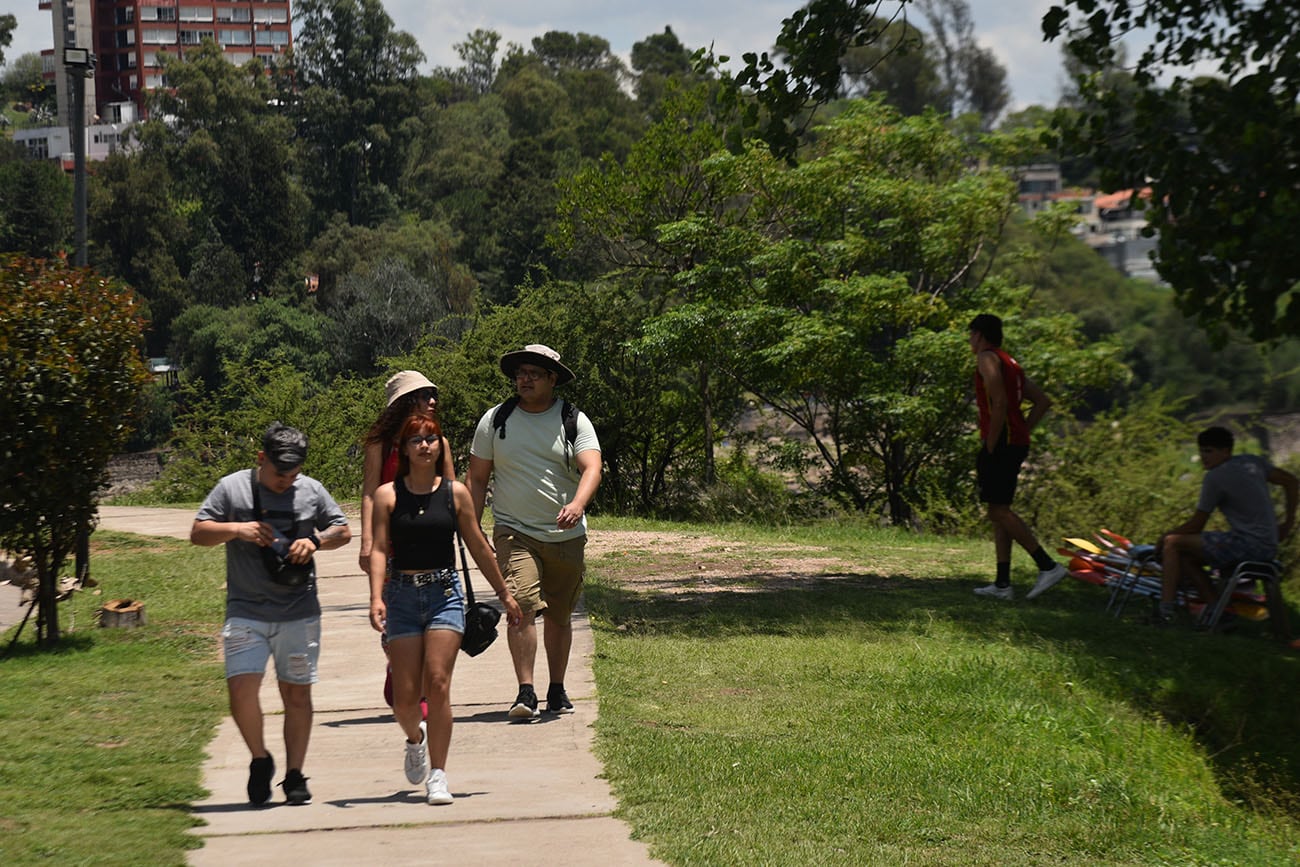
[{"xmin": 470, "ymin": 399, "xmax": 600, "ymax": 542}]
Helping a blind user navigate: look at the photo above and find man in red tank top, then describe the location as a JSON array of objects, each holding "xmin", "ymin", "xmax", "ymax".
[{"xmin": 969, "ymin": 314, "xmax": 1067, "ymax": 601}]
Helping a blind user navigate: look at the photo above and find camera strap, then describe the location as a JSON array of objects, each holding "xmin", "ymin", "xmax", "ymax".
[{"xmin": 249, "ymin": 468, "xmax": 313, "ymax": 575}]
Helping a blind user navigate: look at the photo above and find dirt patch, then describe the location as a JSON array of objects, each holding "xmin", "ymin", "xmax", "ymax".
[{"xmin": 588, "ymin": 529, "xmax": 862, "ymax": 595}]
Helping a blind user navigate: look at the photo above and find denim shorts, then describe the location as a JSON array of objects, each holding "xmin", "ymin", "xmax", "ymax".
[
  {"xmin": 383, "ymin": 573, "xmax": 465, "ymax": 641},
  {"xmin": 222, "ymin": 616, "xmax": 320, "ymax": 685},
  {"xmin": 1201, "ymin": 531, "xmax": 1273, "ymax": 568}
]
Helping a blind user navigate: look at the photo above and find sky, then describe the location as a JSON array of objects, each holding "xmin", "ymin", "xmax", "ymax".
[{"xmin": 0, "ymin": 0, "xmax": 1068, "ymax": 111}]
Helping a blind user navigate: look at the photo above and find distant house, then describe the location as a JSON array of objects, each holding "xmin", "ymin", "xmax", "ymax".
[
  {"xmin": 1016, "ymin": 166, "xmax": 1162, "ymax": 283},
  {"xmin": 148, "ymin": 357, "xmax": 179, "ymax": 388},
  {"xmin": 12, "ymin": 101, "xmax": 139, "ymax": 167}
]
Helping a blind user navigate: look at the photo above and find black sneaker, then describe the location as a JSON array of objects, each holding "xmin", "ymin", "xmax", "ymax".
[
  {"xmin": 281, "ymin": 769, "xmax": 311, "ymax": 805},
  {"xmin": 508, "ymin": 686, "xmax": 540, "ymax": 720},
  {"xmin": 1145, "ymin": 609, "xmax": 1176, "ymax": 628},
  {"xmin": 247, "ymin": 754, "xmax": 274, "ymax": 806},
  {"xmin": 546, "ymin": 685, "xmax": 574, "ymax": 714}
]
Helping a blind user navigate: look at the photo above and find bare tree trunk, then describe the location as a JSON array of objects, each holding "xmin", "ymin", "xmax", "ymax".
[{"xmin": 700, "ymin": 362, "xmax": 715, "ymax": 486}]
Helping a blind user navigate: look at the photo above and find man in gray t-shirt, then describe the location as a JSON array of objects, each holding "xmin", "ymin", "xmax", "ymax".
[
  {"xmin": 191, "ymin": 423, "xmax": 351, "ymax": 806},
  {"xmin": 1155, "ymin": 426, "xmax": 1297, "ymax": 624}
]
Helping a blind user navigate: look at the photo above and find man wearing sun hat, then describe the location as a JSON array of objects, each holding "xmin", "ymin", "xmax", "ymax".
[{"xmin": 467, "ymin": 344, "xmax": 602, "ymax": 719}]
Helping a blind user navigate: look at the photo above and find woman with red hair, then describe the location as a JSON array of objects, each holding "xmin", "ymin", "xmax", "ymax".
[{"xmin": 368, "ymin": 412, "xmax": 522, "ymax": 805}]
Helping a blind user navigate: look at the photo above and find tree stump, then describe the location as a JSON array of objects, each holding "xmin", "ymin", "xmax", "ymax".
[{"xmin": 99, "ymin": 599, "xmax": 146, "ymax": 628}]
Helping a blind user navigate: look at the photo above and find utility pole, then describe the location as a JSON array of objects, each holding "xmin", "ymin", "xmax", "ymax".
[{"xmin": 63, "ymin": 45, "xmax": 95, "ymax": 587}]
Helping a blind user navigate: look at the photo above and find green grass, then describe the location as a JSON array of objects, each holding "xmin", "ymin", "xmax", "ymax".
[
  {"xmin": 4, "ymin": 517, "xmax": 1298, "ymax": 864},
  {"xmin": 586, "ymin": 517, "xmax": 1300, "ymax": 866},
  {"xmin": 0, "ymin": 532, "xmax": 227, "ymax": 866}
]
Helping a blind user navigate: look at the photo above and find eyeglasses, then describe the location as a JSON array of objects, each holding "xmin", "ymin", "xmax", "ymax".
[
  {"xmin": 413, "ymin": 388, "xmax": 437, "ymax": 402},
  {"xmin": 406, "ymin": 435, "xmax": 440, "ymax": 447},
  {"xmin": 514, "ymin": 367, "xmax": 550, "ymax": 381}
]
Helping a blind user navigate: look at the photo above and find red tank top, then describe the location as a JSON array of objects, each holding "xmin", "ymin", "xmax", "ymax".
[
  {"xmin": 974, "ymin": 348, "xmax": 1030, "ymax": 446},
  {"xmin": 381, "ymin": 444, "xmax": 399, "ymax": 485}
]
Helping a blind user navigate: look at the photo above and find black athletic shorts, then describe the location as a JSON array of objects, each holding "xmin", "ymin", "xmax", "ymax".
[{"xmin": 976, "ymin": 443, "xmax": 1028, "ymax": 505}]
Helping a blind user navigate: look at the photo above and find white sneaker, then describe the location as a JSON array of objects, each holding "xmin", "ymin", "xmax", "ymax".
[
  {"xmin": 1026, "ymin": 563, "xmax": 1068, "ymax": 600},
  {"xmin": 425, "ymin": 768, "xmax": 453, "ymax": 805},
  {"xmin": 403, "ymin": 721, "xmax": 428, "ymax": 784},
  {"xmin": 973, "ymin": 583, "xmax": 1014, "ymax": 600}
]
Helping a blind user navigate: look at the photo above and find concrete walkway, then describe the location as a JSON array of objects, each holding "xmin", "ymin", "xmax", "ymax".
[{"xmin": 92, "ymin": 506, "xmax": 660, "ymax": 866}]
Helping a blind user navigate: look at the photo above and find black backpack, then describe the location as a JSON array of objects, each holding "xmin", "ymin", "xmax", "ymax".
[{"xmin": 492, "ymin": 396, "xmax": 580, "ymax": 467}]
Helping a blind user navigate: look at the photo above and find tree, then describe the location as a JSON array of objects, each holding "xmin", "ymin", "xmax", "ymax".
[
  {"xmin": 1, "ymin": 53, "xmax": 51, "ymax": 110},
  {"xmin": 1043, "ymin": 0, "xmax": 1300, "ymax": 342},
  {"xmin": 150, "ymin": 43, "xmax": 308, "ymax": 287},
  {"xmin": 0, "ymin": 144, "xmax": 72, "ymax": 256},
  {"xmin": 0, "ymin": 256, "xmax": 149, "ymax": 646},
  {"xmin": 452, "ymin": 29, "xmax": 501, "ymax": 96},
  {"xmin": 840, "ymin": 20, "xmax": 945, "ymax": 115},
  {"xmin": 718, "ymin": 1, "xmax": 1009, "ymax": 159},
  {"xmin": 0, "ymin": 14, "xmax": 15, "ymax": 67},
  {"xmin": 916, "ymin": 0, "xmax": 1008, "ymax": 124},
  {"xmin": 290, "ymin": 0, "xmax": 425, "ymax": 227},
  {"xmin": 88, "ymin": 148, "xmax": 192, "ymax": 357},
  {"xmin": 169, "ymin": 299, "xmax": 334, "ymax": 391},
  {"xmin": 564, "ymin": 98, "xmax": 1125, "ymax": 523}
]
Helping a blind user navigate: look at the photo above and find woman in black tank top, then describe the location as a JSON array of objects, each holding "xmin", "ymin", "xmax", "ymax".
[{"xmin": 367, "ymin": 411, "xmax": 522, "ymax": 805}]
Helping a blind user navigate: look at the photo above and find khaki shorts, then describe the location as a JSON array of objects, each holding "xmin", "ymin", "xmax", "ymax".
[{"xmin": 493, "ymin": 527, "xmax": 586, "ymax": 624}]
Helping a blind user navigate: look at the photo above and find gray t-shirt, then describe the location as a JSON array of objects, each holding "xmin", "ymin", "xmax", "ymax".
[
  {"xmin": 1197, "ymin": 454, "xmax": 1279, "ymax": 557},
  {"xmin": 195, "ymin": 469, "xmax": 348, "ymax": 622},
  {"xmin": 470, "ymin": 400, "xmax": 600, "ymax": 543}
]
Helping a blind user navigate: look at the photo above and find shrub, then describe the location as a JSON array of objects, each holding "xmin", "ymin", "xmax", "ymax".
[{"xmin": 0, "ymin": 255, "xmax": 149, "ymax": 645}]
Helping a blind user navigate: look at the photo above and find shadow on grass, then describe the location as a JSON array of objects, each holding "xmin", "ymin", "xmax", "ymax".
[
  {"xmin": 1, "ymin": 631, "xmax": 96, "ymax": 660},
  {"xmin": 586, "ymin": 565, "xmax": 1300, "ymax": 811}
]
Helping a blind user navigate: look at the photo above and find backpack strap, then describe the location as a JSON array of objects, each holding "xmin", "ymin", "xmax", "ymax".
[
  {"xmin": 493, "ymin": 396, "xmax": 582, "ymax": 468},
  {"xmin": 492, "ymin": 396, "xmax": 521, "ymax": 439}
]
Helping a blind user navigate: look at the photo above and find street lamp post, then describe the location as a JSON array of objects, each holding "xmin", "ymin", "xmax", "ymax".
[
  {"xmin": 63, "ymin": 47, "xmax": 94, "ymax": 268},
  {"xmin": 63, "ymin": 46, "xmax": 95, "ymax": 585}
]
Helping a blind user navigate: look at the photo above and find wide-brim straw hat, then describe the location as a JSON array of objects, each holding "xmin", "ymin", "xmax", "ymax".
[
  {"xmin": 499, "ymin": 344, "xmax": 575, "ymax": 386},
  {"xmin": 384, "ymin": 370, "xmax": 438, "ymax": 407}
]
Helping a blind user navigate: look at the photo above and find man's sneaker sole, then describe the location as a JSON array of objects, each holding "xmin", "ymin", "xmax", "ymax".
[
  {"xmin": 508, "ymin": 702, "xmax": 541, "ymax": 720},
  {"xmin": 973, "ymin": 583, "xmax": 1014, "ymax": 600},
  {"xmin": 281, "ymin": 771, "xmax": 311, "ymax": 806}
]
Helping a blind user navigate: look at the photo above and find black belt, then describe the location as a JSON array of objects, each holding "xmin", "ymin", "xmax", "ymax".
[{"xmin": 390, "ymin": 569, "xmax": 456, "ymax": 587}]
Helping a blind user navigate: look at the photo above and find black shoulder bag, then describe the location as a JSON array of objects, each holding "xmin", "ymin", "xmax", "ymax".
[
  {"xmin": 250, "ymin": 469, "xmax": 315, "ymax": 587},
  {"xmin": 447, "ymin": 480, "xmax": 501, "ymax": 656}
]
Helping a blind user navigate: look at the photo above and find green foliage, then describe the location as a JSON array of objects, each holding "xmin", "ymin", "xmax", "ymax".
[
  {"xmin": 0, "ymin": 14, "xmax": 13, "ymax": 67},
  {"xmin": 679, "ymin": 449, "xmax": 821, "ymax": 524},
  {"xmin": 0, "ymin": 52, "xmax": 49, "ymax": 110},
  {"xmin": 168, "ymin": 299, "xmax": 333, "ymax": 392},
  {"xmin": 327, "ymin": 257, "xmax": 459, "ymax": 375},
  {"xmin": 124, "ymin": 379, "xmax": 176, "ymax": 452},
  {"xmin": 1044, "ymin": 0, "xmax": 1300, "ymax": 342},
  {"xmin": 0, "ymin": 149, "xmax": 72, "ymax": 256},
  {"xmin": 1018, "ymin": 390, "xmax": 1201, "ymax": 546},
  {"xmin": 290, "ymin": 0, "xmax": 426, "ymax": 227},
  {"xmin": 0, "ymin": 256, "xmax": 150, "ymax": 645},
  {"xmin": 151, "ymin": 359, "xmax": 372, "ymax": 503},
  {"xmin": 150, "ymin": 43, "xmax": 308, "ymax": 288}
]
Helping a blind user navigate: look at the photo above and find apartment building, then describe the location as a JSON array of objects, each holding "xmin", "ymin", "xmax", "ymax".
[{"xmin": 40, "ymin": 0, "xmax": 294, "ymax": 123}]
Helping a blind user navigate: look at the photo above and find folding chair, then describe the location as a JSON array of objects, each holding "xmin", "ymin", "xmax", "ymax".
[
  {"xmin": 1104, "ymin": 544, "xmax": 1166, "ymax": 617},
  {"xmin": 1199, "ymin": 559, "xmax": 1288, "ymax": 639}
]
